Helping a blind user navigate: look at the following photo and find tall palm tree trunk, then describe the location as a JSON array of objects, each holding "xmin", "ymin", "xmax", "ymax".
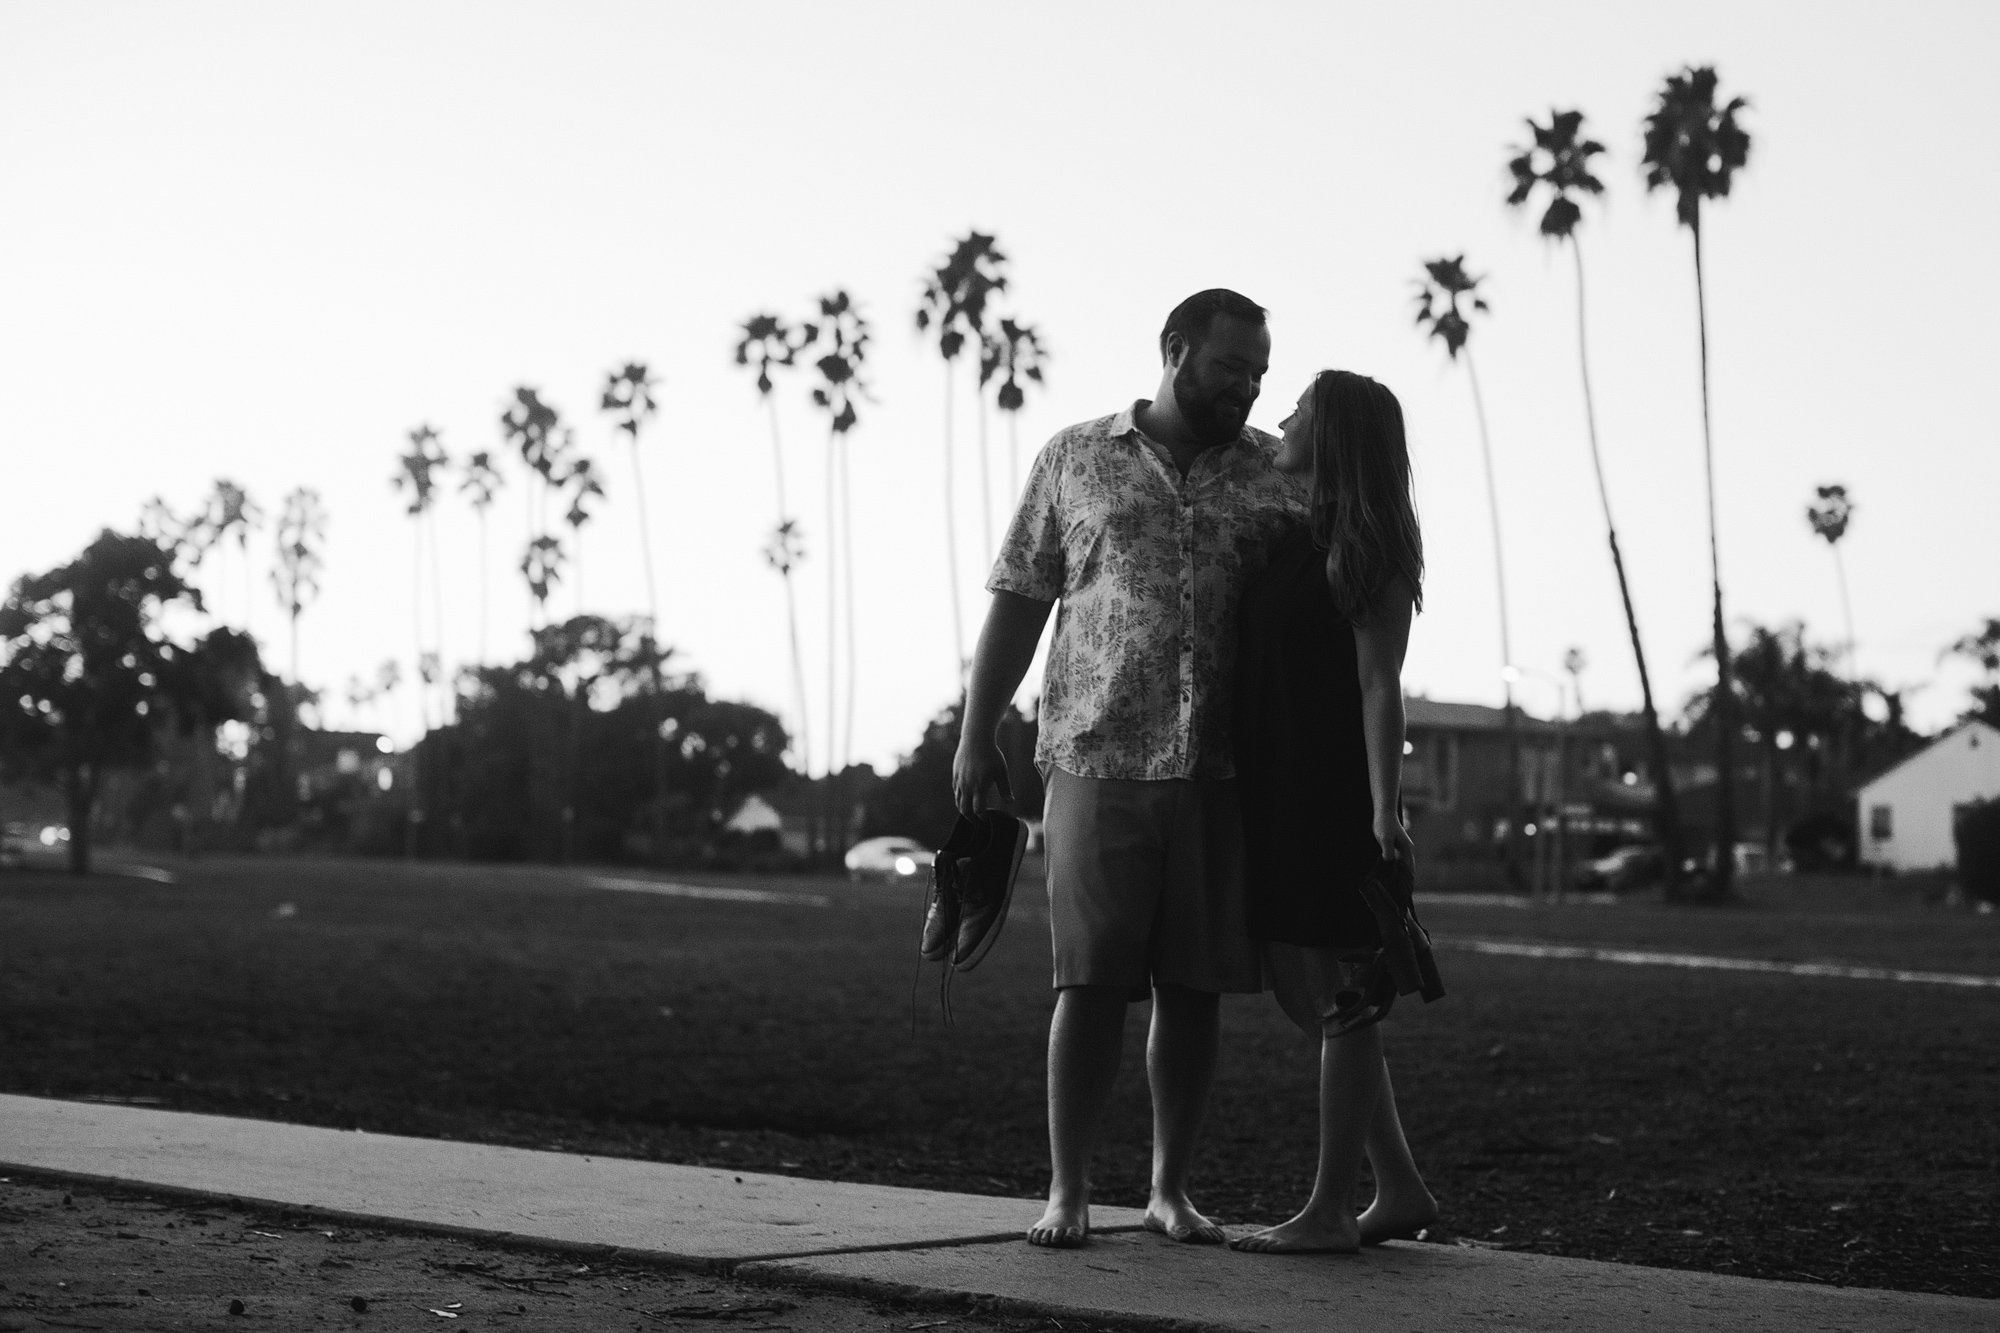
[
  {"xmin": 768, "ymin": 400, "xmax": 811, "ymax": 776},
  {"xmin": 629, "ymin": 442, "xmax": 661, "ymax": 632},
  {"xmin": 978, "ymin": 395, "xmax": 994, "ymax": 567},
  {"xmin": 1693, "ymin": 222, "xmax": 1737, "ymax": 898},
  {"xmin": 841, "ymin": 434, "xmax": 857, "ymax": 773},
  {"xmin": 942, "ymin": 366, "xmax": 966, "ymax": 675},
  {"xmin": 412, "ymin": 522, "xmax": 429, "ymax": 732},
  {"xmin": 1462, "ymin": 347, "xmax": 1524, "ymax": 888},
  {"xmin": 1833, "ymin": 545, "xmax": 1856, "ymax": 676},
  {"xmin": 426, "ymin": 513, "xmax": 447, "ymax": 724},
  {"xmin": 1009, "ymin": 414, "xmax": 1020, "ymax": 507},
  {"xmin": 1571, "ymin": 239, "xmax": 1686, "ymax": 889},
  {"xmin": 477, "ymin": 511, "xmax": 489, "ymax": 667},
  {"xmin": 825, "ymin": 426, "xmax": 840, "ymax": 860}
]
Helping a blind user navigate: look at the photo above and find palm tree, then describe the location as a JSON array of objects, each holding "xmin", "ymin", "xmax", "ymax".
[
  {"xmin": 600, "ymin": 363, "xmax": 662, "ymax": 630},
  {"xmin": 560, "ymin": 454, "xmax": 606, "ymax": 615},
  {"xmin": 762, "ymin": 519, "xmax": 812, "ymax": 777},
  {"xmin": 735, "ymin": 312, "xmax": 818, "ymax": 766},
  {"xmin": 1643, "ymin": 64, "xmax": 1752, "ymax": 897},
  {"xmin": 916, "ymin": 231, "xmax": 1008, "ymax": 673},
  {"xmin": 1415, "ymin": 255, "xmax": 1523, "ymax": 887},
  {"xmin": 1507, "ymin": 108, "xmax": 1687, "ymax": 891},
  {"xmin": 1807, "ymin": 484, "xmax": 1856, "ymax": 675},
  {"xmin": 393, "ymin": 425, "xmax": 450, "ymax": 730},
  {"xmin": 271, "ymin": 487, "xmax": 327, "ymax": 687},
  {"xmin": 983, "ymin": 317, "xmax": 1049, "ymax": 503},
  {"xmin": 204, "ymin": 480, "xmax": 262, "ymax": 632},
  {"xmin": 501, "ymin": 387, "xmax": 565, "ymax": 627},
  {"xmin": 808, "ymin": 290, "xmax": 872, "ymax": 780},
  {"xmin": 457, "ymin": 451, "xmax": 504, "ymax": 666}
]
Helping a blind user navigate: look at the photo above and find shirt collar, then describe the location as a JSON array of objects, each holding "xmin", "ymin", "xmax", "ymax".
[{"xmin": 1116, "ymin": 399, "xmax": 1260, "ymax": 456}]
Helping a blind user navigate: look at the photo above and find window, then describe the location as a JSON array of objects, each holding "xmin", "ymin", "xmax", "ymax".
[{"xmin": 1868, "ymin": 805, "xmax": 1892, "ymax": 841}]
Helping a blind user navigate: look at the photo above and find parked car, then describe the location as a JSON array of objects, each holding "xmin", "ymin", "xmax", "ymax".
[
  {"xmin": 1573, "ymin": 844, "xmax": 1662, "ymax": 892},
  {"xmin": 845, "ymin": 835, "xmax": 930, "ymax": 882}
]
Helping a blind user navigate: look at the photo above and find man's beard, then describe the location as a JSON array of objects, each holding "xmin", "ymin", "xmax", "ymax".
[{"xmin": 1173, "ymin": 361, "xmax": 1251, "ymax": 446}]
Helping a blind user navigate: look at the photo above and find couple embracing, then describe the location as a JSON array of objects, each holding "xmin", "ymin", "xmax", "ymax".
[{"xmin": 949, "ymin": 288, "xmax": 1444, "ymax": 1255}]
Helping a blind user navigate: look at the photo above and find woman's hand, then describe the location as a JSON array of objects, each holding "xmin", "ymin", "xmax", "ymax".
[{"xmin": 1374, "ymin": 808, "xmax": 1416, "ymax": 868}]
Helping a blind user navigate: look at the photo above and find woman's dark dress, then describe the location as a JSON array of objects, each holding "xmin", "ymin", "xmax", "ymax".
[{"xmin": 1235, "ymin": 520, "xmax": 1384, "ymax": 949}]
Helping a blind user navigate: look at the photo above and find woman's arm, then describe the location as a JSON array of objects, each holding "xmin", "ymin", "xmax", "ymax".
[{"xmin": 1350, "ymin": 571, "xmax": 1418, "ymax": 863}]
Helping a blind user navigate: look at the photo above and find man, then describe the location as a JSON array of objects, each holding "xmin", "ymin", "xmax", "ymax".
[{"xmin": 952, "ymin": 289, "xmax": 1304, "ymax": 1248}]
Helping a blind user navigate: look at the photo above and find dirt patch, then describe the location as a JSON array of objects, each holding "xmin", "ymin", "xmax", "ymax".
[{"xmin": 0, "ymin": 1177, "xmax": 1129, "ymax": 1332}]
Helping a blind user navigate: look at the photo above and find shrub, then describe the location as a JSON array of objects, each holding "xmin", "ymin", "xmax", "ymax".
[{"xmin": 1955, "ymin": 798, "xmax": 2000, "ymax": 904}]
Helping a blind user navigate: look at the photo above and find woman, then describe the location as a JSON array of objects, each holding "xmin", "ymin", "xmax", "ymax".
[{"xmin": 1230, "ymin": 370, "xmax": 1440, "ymax": 1255}]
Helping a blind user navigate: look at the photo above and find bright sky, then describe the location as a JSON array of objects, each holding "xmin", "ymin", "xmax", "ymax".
[{"xmin": 3, "ymin": 1, "xmax": 1995, "ymax": 771}]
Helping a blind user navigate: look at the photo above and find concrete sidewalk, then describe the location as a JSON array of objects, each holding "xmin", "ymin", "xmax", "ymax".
[{"xmin": 1, "ymin": 1095, "xmax": 1987, "ymax": 1332}]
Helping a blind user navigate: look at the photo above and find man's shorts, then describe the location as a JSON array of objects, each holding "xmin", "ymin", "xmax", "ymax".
[{"xmin": 1042, "ymin": 766, "xmax": 1261, "ymax": 996}]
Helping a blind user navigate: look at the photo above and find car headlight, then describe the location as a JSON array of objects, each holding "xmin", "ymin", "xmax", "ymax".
[{"xmin": 894, "ymin": 855, "xmax": 917, "ymax": 876}]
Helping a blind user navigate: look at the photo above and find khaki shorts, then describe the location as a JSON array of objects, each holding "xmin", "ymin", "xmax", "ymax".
[{"xmin": 1042, "ymin": 766, "xmax": 1261, "ymax": 996}]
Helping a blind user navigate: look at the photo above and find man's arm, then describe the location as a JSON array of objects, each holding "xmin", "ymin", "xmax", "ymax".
[{"xmin": 951, "ymin": 590, "xmax": 1055, "ymax": 816}]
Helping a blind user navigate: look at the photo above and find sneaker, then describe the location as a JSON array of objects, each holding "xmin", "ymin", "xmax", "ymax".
[
  {"xmin": 952, "ymin": 809, "xmax": 1028, "ymax": 971},
  {"xmin": 919, "ymin": 815, "xmax": 986, "ymax": 963}
]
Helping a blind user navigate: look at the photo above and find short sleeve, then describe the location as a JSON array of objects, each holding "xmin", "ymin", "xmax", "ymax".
[{"xmin": 987, "ymin": 434, "xmax": 1065, "ymax": 602}]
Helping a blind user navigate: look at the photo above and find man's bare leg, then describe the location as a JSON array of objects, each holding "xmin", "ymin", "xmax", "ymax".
[
  {"xmin": 1030, "ymin": 984, "xmax": 1129, "ymax": 1247},
  {"xmin": 1231, "ymin": 1022, "xmax": 1385, "ymax": 1254},
  {"xmin": 1357, "ymin": 1060, "xmax": 1438, "ymax": 1244},
  {"xmin": 1143, "ymin": 984, "xmax": 1226, "ymax": 1243}
]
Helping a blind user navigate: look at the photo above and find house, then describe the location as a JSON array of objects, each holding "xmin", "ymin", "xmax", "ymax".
[
  {"xmin": 1402, "ymin": 697, "xmax": 1660, "ymax": 868},
  {"xmin": 1855, "ymin": 721, "xmax": 2000, "ymax": 871}
]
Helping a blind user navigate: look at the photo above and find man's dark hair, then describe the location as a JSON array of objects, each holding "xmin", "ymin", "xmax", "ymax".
[{"xmin": 1159, "ymin": 288, "xmax": 1267, "ymax": 360}]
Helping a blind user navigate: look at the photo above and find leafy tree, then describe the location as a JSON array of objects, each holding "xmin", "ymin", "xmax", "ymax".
[
  {"xmin": 270, "ymin": 487, "xmax": 327, "ymax": 686},
  {"xmin": 916, "ymin": 231, "xmax": 1009, "ymax": 673},
  {"xmin": 600, "ymin": 363, "xmax": 662, "ymax": 627},
  {"xmin": 1643, "ymin": 64, "xmax": 1752, "ymax": 896},
  {"xmin": 1948, "ymin": 618, "xmax": 2000, "ymax": 727},
  {"xmin": 1415, "ymin": 254, "xmax": 1523, "ymax": 886},
  {"xmin": 982, "ymin": 317, "xmax": 1049, "ymax": 502},
  {"xmin": 437, "ymin": 615, "xmax": 788, "ymax": 862},
  {"xmin": 1806, "ymin": 484, "xmax": 1856, "ymax": 673},
  {"xmin": 736, "ymin": 313, "xmax": 818, "ymax": 767},
  {"xmin": 1507, "ymin": 107, "xmax": 1687, "ymax": 891},
  {"xmin": 808, "ymin": 290, "xmax": 871, "ymax": 778},
  {"xmin": 862, "ymin": 696, "xmax": 1041, "ymax": 850},
  {"xmin": 457, "ymin": 450, "xmax": 505, "ymax": 665},
  {"xmin": 0, "ymin": 532, "xmax": 261, "ymax": 872}
]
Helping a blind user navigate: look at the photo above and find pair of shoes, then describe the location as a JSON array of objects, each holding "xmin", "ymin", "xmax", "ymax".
[
  {"xmin": 1355, "ymin": 855, "xmax": 1446, "ymax": 1004},
  {"xmin": 919, "ymin": 810, "xmax": 1029, "ymax": 971}
]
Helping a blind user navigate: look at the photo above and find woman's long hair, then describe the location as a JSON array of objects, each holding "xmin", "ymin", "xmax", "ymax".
[{"xmin": 1305, "ymin": 370, "xmax": 1424, "ymax": 623}]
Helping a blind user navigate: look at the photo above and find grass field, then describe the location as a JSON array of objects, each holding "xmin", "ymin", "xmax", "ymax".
[{"xmin": 2, "ymin": 855, "xmax": 1995, "ymax": 1299}]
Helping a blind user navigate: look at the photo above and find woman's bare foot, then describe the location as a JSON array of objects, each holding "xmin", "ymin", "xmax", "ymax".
[
  {"xmin": 1356, "ymin": 1189, "xmax": 1438, "ymax": 1246},
  {"xmin": 1229, "ymin": 1207, "xmax": 1361, "ymax": 1255},
  {"xmin": 1027, "ymin": 1198, "xmax": 1089, "ymax": 1248},
  {"xmin": 1143, "ymin": 1192, "xmax": 1225, "ymax": 1244}
]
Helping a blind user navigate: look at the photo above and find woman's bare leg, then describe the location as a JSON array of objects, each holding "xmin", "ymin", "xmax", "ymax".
[
  {"xmin": 1231, "ymin": 1022, "xmax": 1384, "ymax": 1253},
  {"xmin": 1357, "ymin": 1059, "xmax": 1438, "ymax": 1244}
]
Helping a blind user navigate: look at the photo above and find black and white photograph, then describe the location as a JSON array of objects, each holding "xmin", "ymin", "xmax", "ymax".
[{"xmin": 1, "ymin": 3, "xmax": 1995, "ymax": 1328}]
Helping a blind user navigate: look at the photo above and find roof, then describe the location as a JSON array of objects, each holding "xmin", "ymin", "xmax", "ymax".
[{"xmin": 1855, "ymin": 720, "xmax": 2000, "ymax": 796}]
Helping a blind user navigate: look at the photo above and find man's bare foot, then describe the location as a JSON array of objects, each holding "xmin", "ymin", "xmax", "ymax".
[
  {"xmin": 1028, "ymin": 1198, "xmax": 1089, "ymax": 1248},
  {"xmin": 1229, "ymin": 1209, "xmax": 1361, "ymax": 1255},
  {"xmin": 1356, "ymin": 1190, "xmax": 1438, "ymax": 1246},
  {"xmin": 1143, "ymin": 1192, "xmax": 1225, "ymax": 1245}
]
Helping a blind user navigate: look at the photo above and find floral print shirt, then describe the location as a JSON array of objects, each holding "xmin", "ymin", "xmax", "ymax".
[{"xmin": 988, "ymin": 402, "xmax": 1307, "ymax": 781}]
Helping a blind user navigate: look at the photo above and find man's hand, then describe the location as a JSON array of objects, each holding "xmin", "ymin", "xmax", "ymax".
[
  {"xmin": 952, "ymin": 737, "xmax": 1013, "ymax": 818},
  {"xmin": 1374, "ymin": 808, "xmax": 1417, "ymax": 869}
]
